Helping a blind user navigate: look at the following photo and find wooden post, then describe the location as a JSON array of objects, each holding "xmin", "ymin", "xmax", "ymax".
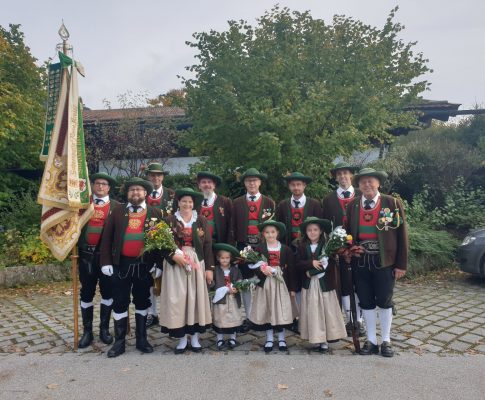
[{"xmin": 71, "ymin": 246, "xmax": 80, "ymax": 351}]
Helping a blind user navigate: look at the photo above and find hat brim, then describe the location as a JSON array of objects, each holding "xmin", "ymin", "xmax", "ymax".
[
  {"xmin": 300, "ymin": 218, "xmax": 332, "ymax": 235},
  {"xmin": 213, "ymin": 243, "xmax": 239, "ymax": 258},
  {"xmin": 197, "ymin": 173, "xmax": 222, "ymax": 186},
  {"xmin": 330, "ymin": 166, "xmax": 358, "ymax": 177},
  {"xmin": 258, "ymin": 220, "xmax": 286, "ymax": 239},
  {"xmin": 175, "ymin": 189, "xmax": 204, "ymax": 207},
  {"xmin": 283, "ymin": 176, "xmax": 312, "ymax": 184},
  {"xmin": 125, "ymin": 180, "xmax": 153, "ymax": 194},
  {"xmin": 353, "ymin": 172, "xmax": 387, "ymax": 186},
  {"xmin": 90, "ymin": 173, "xmax": 117, "ymax": 187}
]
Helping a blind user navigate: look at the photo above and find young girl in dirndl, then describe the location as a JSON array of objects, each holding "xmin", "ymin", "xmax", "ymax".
[
  {"xmin": 249, "ymin": 220, "xmax": 297, "ymax": 352},
  {"xmin": 297, "ymin": 217, "xmax": 347, "ymax": 352}
]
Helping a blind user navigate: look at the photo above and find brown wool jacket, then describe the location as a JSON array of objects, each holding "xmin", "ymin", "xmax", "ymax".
[
  {"xmin": 296, "ymin": 241, "xmax": 338, "ymax": 292},
  {"xmin": 322, "ymin": 190, "xmax": 360, "ymax": 228},
  {"xmin": 232, "ymin": 194, "xmax": 275, "ymax": 244},
  {"xmin": 163, "ymin": 213, "xmax": 215, "ymax": 269},
  {"xmin": 275, "ymin": 197, "xmax": 323, "ymax": 246},
  {"xmin": 345, "ymin": 194, "xmax": 409, "ymax": 270},
  {"xmin": 196, "ymin": 194, "xmax": 234, "ymax": 244},
  {"xmin": 99, "ymin": 203, "xmax": 163, "ymax": 266}
]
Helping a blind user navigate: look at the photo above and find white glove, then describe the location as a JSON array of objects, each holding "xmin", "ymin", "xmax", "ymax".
[
  {"xmin": 101, "ymin": 265, "xmax": 113, "ymax": 276},
  {"xmin": 150, "ymin": 266, "xmax": 162, "ymax": 279}
]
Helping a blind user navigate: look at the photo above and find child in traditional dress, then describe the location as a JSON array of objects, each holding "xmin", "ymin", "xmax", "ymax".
[
  {"xmin": 297, "ymin": 217, "xmax": 347, "ymax": 353},
  {"xmin": 211, "ymin": 243, "xmax": 244, "ymax": 351},
  {"xmin": 249, "ymin": 220, "xmax": 296, "ymax": 352}
]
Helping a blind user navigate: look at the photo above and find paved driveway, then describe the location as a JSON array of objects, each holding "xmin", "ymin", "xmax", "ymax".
[{"xmin": 1, "ymin": 274, "xmax": 484, "ymax": 356}]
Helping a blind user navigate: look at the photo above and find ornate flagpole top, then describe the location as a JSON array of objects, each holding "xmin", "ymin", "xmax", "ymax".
[{"xmin": 58, "ymin": 21, "xmax": 70, "ymax": 42}]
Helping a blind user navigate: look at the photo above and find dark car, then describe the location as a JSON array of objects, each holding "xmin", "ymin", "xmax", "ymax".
[{"xmin": 457, "ymin": 228, "xmax": 485, "ymax": 277}]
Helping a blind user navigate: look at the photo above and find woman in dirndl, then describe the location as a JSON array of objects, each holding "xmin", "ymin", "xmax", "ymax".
[
  {"xmin": 297, "ymin": 217, "xmax": 347, "ymax": 353},
  {"xmin": 159, "ymin": 188, "xmax": 214, "ymax": 354}
]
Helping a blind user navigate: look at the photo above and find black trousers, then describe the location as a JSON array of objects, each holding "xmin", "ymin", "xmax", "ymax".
[
  {"xmin": 111, "ymin": 257, "xmax": 153, "ymax": 314},
  {"xmin": 354, "ymin": 254, "xmax": 394, "ymax": 310},
  {"xmin": 79, "ymin": 250, "xmax": 112, "ymax": 303}
]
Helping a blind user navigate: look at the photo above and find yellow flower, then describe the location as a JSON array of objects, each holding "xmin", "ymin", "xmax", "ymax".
[{"xmin": 346, "ymin": 235, "xmax": 353, "ymax": 241}]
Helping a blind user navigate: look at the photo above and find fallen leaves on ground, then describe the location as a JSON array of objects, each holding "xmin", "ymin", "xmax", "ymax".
[
  {"xmin": 277, "ymin": 384, "xmax": 288, "ymax": 390},
  {"xmin": 46, "ymin": 383, "xmax": 59, "ymax": 389},
  {"xmin": 324, "ymin": 389, "xmax": 333, "ymax": 397}
]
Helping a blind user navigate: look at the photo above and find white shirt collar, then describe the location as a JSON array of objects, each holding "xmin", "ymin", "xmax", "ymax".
[
  {"xmin": 291, "ymin": 193, "xmax": 306, "ymax": 208},
  {"xmin": 175, "ymin": 210, "xmax": 198, "ymax": 228},
  {"xmin": 266, "ymin": 241, "xmax": 281, "ymax": 251},
  {"xmin": 203, "ymin": 192, "xmax": 217, "ymax": 206},
  {"xmin": 126, "ymin": 201, "xmax": 146, "ymax": 211},
  {"xmin": 93, "ymin": 194, "xmax": 110, "ymax": 204},
  {"xmin": 152, "ymin": 186, "xmax": 163, "ymax": 196},
  {"xmin": 337, "ymin": 185, "xmax": 355, "ymax": 198},
  {"xmin": 310, "ymin": 243, "xmax": 318, "ymax": 252},
  {"xmin": 361, "ymin": 192, "xmax": 380, "ymax": 209},
  {"xmin": 246, "ymin": 192, "xmax": 261, "ymax": 201}
]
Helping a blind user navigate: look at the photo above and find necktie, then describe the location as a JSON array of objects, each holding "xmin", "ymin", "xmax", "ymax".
[
  {"xmin": 343, "ymin": 191, "xmax": 351, "ymax": 199},
  {"xmin": 293, "ymin": 200, "xmax": 300, "ymax": 208},
  {"xmin": 203, "ymin": 199, "xmax": 208, "ymax": 207},
  {"xmin": 94, "ymin": 198, "xmax": 103, "ymax": 205},
  {"xmin": 151, "ymin": 190, "xmax": 158, "ymax": 198},
  {"xmin": 132, "ymin": 205, "xmax": 140, "ymax": 213},
  {"xmin": 364, "ymin": 199, "xmax": 373, "ymax": 210},
  {"xmin": 249, "ymin": 195, "xmax": 256, "ymax": 202}
]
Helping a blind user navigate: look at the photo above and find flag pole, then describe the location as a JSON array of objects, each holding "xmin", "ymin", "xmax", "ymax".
[{"xmin": 59, "ymin": 23, "xmax": 80, "ymax": 351}]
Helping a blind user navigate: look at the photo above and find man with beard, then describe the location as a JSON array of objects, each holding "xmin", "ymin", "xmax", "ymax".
[
  {"xmin": 232, "ymin": 168, "xmax": 275, "ymax": 330},
  {"xmin": 77, "ymin": 172, "xmax": 119, "ymax": 348},
  {"xmin": 100, "ymin": 177, "xmax": 165, "ymax": 357},
  {"xmin": 275, "ymin": 172, "xmax": 322, "ymax": 333},
  {"xmin": 196, "ymin": 171, "xmax": 233, "ymax": 244},
  {"xmin": 322, "ymin": 162, "xmax": 365, "ymax": 337},
  {"xmin": 145, "ymin": 162, "xmax": 175, "ymax": 328}
]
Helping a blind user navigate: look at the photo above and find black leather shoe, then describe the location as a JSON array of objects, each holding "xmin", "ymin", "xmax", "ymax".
[
  {"xmin": 99, "ymin": 304, "xmax": 113, "ymax": 345},
  {"xmin": 190, "ymin": 343, "xmax": 202, "ymax": 353},
  {"xmin": 174, "ymin": 345, "xmax": 187, "ymax": 354},
  {"xmin": 146, "ymin": 314, "xmax": 159, "ymax": 328},
  {"xmin": 135, "ymin": 314, "xmax": 153, "ymax": 353},
  {"xmin": 216, "ymin": 340, "xmax": 226, "ymax": 351},
  {"xmin": 227, "ymin": 339, "xmax": 239, "ymax": 349},
  {"xmin": 78, "ymin": 307, "xmax": 94, "ymax": 348},
  {"xmin": 359, "ymin": 340, "xmax": 379, "ymax": 355},
  {"xmin": 380, "ymin": 341, "xmax": 394, "ymax": 358},
  {"xmin": 264, "ymin": 341, "xmax": 273, "ymax": 353},
  {"xmin": 107, "ymin": 318, "xmax": 127, "ymax": 358},
  {"xmin": 278, "ymin": 340, "xmax": 288, "ymax": 351}
]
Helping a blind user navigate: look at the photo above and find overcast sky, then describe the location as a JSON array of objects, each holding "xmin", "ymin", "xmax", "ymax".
[{"xmin": 2, "ymin": 0, "xmax": 484, "ymax": 111}]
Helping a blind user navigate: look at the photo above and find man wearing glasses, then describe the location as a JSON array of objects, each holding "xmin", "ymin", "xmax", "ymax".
[{"xmin": 77, "ymin": 173, "xmax": 119, "ymax": 348}]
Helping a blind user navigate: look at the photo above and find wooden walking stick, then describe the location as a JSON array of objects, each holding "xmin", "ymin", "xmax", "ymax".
[{"xmin": 71, "ymin": 246, "xmax": 80, "ymax": 350}]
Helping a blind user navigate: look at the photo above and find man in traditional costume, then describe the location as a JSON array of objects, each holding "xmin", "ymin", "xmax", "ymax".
[
  {"xmin": 100, "ymin": 177, "xmax": 164, "ymax": 357},
  {"xmin": 276, "ymin": 172, "xmax": 322, "ymax": 332},
  {"xmin": 345, "ymin": 168, "xmax": 408, "ymax": 357},
  {"xmin": 196, "ymin": 171, "xmax": 233, "ymax": 244},
  {"xmin": 77, "ymin": 172, "xmax": 119, "ymax": 348},
  {"xmin": 232, "ymin": 168, "xmax": 275, "ymax": 329},
  {"xmin": 322, "ymin": 162, "xmax": 365, "ymax": 336},
  {"xmin": 144, "ymin": 162, "xmax": 175, "ymax": 328}
]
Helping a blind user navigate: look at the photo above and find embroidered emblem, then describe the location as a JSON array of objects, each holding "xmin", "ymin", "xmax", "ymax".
[
  {"xmin": 93, "ymin": 209, "xmax": 105, "ymax": 219},
  {"xmin": 128, "ymin": 218, "xmax": 142, "ymax": 229},
  {"xmin": 363, "ymin": 213, "xmax": 373, "ymax": 222},
  {"xmin": 249, "ymin": 205, "xmax": 257, "ymax": 213}
]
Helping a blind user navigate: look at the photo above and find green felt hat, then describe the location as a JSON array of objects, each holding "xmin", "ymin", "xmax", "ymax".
[
  {"xmin": 175, "ymin": 187, "xmax": 204, "ymax": 206},
  {"xmin": 300, "ymin": 217, "xmax": 332, "ymax": 235},
  {"xmin": 330, "ymin": 162, "xmax": 358, "ymax": 177},
  {"xmin": 213, "ymin": 243, "xmax": 239, "ymax": 258},
  {"xmin": 258, "ymin": 220, "xmax": 286, "ymax": 239},
  {"xmin": 197, "ymin": 171, "xmax": 222, "ymax": 186},
  {"xmin": 240, "ymin": 168, "xmax": 267, "ymax": 181},
  {"xmin": 145, "ymin": 162, "xmax": 169, "ymax": 175},
  {"xmin": 124, "ymin": 177, "xmax": 153, "ymax": 194},
  {"xmin": 353, "ymin": 168, "xmax": 388, "ymax": 186},
  {"xmin": 283, "ymin": 171, "xmax": 312, "ymax": 184},
  {"xmin": 90, "ymin": 172, "xmax": 116, "ymax": 187}
]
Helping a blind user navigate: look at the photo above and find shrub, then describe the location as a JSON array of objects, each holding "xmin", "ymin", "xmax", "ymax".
[{"xmin": 407, "ymin": 223, "xmax": 459, "ymax": 276}]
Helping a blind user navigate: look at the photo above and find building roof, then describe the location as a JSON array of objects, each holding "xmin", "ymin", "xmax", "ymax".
[{"xmin": 83, "ymin": 106, "xmax": 185, "ymax": 122}]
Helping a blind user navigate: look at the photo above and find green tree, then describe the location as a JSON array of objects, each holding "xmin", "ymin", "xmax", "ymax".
[
  {"xmin": 147, "ymin": 88, "xmax": 187, "ymax": 108},
  {"xmin": 0, "ymin": 24, "xmax": 46, "ymax": 204},
  {"xmin": 182, "ymin": 6, "xmax": 430, "ymax": 198}
]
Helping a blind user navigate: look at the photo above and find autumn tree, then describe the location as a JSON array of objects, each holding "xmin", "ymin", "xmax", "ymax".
[
  {"xmin": 147, "ymin": 88, "xmax": 187, "ymax": 108},
  {"xmin": 0, "ymin": 24, "xmax": 46, "ymax": 203},
  {"xmin": 182, "ymin": 6, "xmax": 431, "ymax": 198}
]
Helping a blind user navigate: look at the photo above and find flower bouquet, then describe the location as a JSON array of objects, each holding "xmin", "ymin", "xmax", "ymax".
[
  {"xmin": 232, "ymin": 276, "xmax": 260, "ymax": 292},
  {"xmin": 143, "ymin": 220, "xmax": 178, "ymax": 254},
  {"xmin": 239, "ymin": 246, "xmax": 284, "ymax": 283}
]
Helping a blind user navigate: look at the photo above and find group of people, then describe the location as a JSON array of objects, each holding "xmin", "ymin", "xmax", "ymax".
[{"xmin": 77, "ymin": 162, "xmax": 408, "ymax": 358}]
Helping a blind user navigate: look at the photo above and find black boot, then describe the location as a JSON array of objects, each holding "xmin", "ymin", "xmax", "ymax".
[
  {"xmin": 107, "ymin": 318, "xmax": 127, "ymax": 358},
  {"xmin": 135, "ymin": 313, "xmax": 153, "ymax": 353},
  {"xmin": 78, "ymin": 306, "xmax": 94, "ymax": 348},
  {"xmin": 99, "ymin": 304, "xmax": 114, "ymax": 344}
]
